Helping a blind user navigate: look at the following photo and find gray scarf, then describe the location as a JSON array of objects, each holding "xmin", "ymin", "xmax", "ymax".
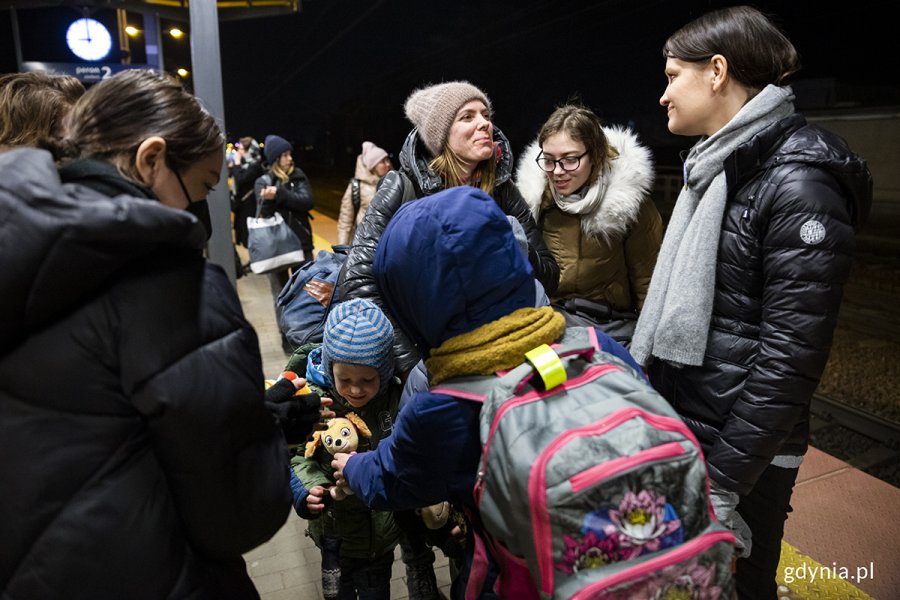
[{"xmin": 631, "ymin": 85, "xmax": 794, "ymax": 367}]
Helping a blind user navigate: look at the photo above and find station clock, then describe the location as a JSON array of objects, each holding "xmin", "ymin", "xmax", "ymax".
[{"xmin": 66, "ymin": 17, "xmax": 112, "ymax": 61}]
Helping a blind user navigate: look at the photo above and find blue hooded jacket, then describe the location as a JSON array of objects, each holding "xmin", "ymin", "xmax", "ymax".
[{"xmin": 342, "ymin": 187, "xmax": 641, "ymax": 598}]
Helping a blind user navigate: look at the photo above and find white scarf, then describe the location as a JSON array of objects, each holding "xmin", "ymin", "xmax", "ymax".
[{"xmin": 552, "ymin": 165, "xmax": 609, "ymax": 215}]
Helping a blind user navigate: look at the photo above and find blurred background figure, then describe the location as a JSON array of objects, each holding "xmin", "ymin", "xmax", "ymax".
[
  {"xmin": 255, "ymin": 133, "xmax": 315, "ymax": 352},
  {"xmin": 336, "ymin": 140, "xmax": 392, "ymax": 246},
  {"xmin": 0, "ymin": 71, "xmax": 84, "ymax": 153},
  {"xmin": 230, "ymin": 135, "xmax": 265, "ymax": 250}
]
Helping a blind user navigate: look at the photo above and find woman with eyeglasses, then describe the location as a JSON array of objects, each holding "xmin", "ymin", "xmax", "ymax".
[
  {"xmin": 630, "ymin": 6, "xmax": 872, "ymax": 597},
  {"xmin": 515, "ymin": 103, "xmax": 663, "ymax": 346},
  {"xmin": 0, "ymin": 69, "xmax": 324, "ymax": 598}
]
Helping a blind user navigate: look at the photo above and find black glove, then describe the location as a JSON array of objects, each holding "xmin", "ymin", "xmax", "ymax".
[{"xmin": 264, "ymin": 379, "xmax": 322, "ymax": 444}]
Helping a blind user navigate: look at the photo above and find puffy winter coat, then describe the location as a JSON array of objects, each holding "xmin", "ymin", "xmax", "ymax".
[
  {"xmin": 336, "ymin": 154, "xmax": 382, "ymax": 246},
  {"xmin": 0, "ymin": 150, "xmax": 292, "ymax": 599},
  {"xmin": 254, "ymin": 166, "xmax": 315, "ymax": 255},
  {"xmin": 337, "ymin": 127, "xmax": 560, "ymax": 373},
  {"xmin": 648, "ymin": 115, "xmax": 872, "ymax": 495},
  {"xmin": 516, "ymin": 126, "xmax": 663, "ymax": 311}
]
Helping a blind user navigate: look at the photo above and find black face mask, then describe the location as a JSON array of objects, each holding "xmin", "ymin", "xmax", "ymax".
[{"xmin": 185, "ymin": 199, "xmax": 212, "ymax": 241}]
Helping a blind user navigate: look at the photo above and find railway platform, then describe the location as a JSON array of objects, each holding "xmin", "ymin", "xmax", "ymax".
[{"xmin": 236, "ymin": 210, "xmax": 899, "ymax": 600}]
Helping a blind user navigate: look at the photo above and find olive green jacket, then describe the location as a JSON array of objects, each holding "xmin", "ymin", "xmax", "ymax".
[{"xmin": 290, "ymin": 357, "xmax": 402, "ymax": 560}]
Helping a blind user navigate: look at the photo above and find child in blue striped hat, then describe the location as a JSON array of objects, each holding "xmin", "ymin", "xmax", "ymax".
[{"xmin": 290, "ymin": 298, "xmax": 403, "ymax": 600}]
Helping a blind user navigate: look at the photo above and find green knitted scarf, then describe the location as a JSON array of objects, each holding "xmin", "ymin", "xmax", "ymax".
[{"xmin": 425, "ymin": 306, "xmax": 566, "ymax": 385}]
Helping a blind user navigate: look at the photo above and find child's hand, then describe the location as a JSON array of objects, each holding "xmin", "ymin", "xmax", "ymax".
[
  {"xmin": 316, "ymin": 396, "xmax": 336, "ymax": 430},
  {"xmin": 306, "ymin": 485, "xmax": 330, "ymax": 514}
]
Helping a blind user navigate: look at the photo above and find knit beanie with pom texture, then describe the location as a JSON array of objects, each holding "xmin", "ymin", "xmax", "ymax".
[
  {"xmin": 403, "ymin": 81, "xmax": 491, "ymax": 156},
  {"xmin": 321, "ymin": 298, "xmax": 395, "ymax": 395},
  {"xmin": 361, "ymin": 141, "xmax": 389, "ymax": 171}
]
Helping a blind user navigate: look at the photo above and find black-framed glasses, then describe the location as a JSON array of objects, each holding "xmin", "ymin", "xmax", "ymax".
[{"xmin": 535, "ymin": 151, "xmax": 588, "ymax": 173}]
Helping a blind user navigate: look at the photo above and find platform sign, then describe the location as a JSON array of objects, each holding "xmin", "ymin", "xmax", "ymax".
[{"xmin": 21, "ymin": 61, "xmax": 156, "ymax": 84}]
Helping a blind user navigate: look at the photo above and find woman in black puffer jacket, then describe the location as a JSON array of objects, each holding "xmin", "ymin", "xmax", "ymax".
[
  {"xmin": 338, "ymin": 81, "xmax": 559, "ymax": 377},
  {"xmin": 0, "ymin": 70, "xmax": 322, "ymax": 600},
  {"xmin": 630, "ymin": 7, "xmax": 872, "ymax": 599}
]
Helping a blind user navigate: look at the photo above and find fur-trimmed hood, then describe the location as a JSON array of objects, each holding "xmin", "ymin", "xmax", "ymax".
[{"xmin": 515, "ymin": 125, "xmax": 655, "ymax": 240}]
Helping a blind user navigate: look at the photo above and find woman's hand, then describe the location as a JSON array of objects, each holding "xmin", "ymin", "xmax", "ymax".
[{"xmin": 260, "ymin": 185, "xmax": 278, "ymax": 200}]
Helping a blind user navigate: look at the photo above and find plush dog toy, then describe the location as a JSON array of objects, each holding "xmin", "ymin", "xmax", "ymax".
[{"xmin": 305, "ymin": 412, "xmax": 371, "ymax": 500}]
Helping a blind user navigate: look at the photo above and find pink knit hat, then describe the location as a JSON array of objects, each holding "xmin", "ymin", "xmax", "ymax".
[
  {"xmin": 403, "ymin": 81, "xmax": 492, "ymax": 156},
  {"xmin": 361, "ymin": 141, "xmax": 389, "ymax": 171}
]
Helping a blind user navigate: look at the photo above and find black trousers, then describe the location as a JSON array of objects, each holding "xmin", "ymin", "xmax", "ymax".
[{"xmin": 735, "ymin": 463, "xmax": 800, "ymax": 599}]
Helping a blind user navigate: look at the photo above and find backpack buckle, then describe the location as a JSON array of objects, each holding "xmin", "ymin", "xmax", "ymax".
[{"xmin": 524, "ymin": 344, "xmax": 566, "ymax": 390}]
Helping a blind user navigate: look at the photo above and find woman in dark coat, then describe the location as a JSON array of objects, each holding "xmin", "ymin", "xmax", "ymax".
[
  {"xmin": 338, "ymin": 81, "xmax": 560, "ymax": 377},
  {"xmin": 0, "ymin": 69, "xmax": 319, "ymax": 599},
  {"xmin": 630, "ymin": 7, "xmax": 872, "ymax": 598},
  {"xmin": 255, "ymin": 135, "xmax": 316, "ymax": 295}
]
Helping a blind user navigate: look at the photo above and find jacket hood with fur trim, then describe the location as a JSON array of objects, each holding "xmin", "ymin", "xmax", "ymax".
[{"xmin": 515, "ymin": 125, "xmax": 655, "ymax": 240}]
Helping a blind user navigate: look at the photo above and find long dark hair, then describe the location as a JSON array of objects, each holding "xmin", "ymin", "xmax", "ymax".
[
  {"xmin": 60, "ymin": 69, "xmax": 224, "ymax": 177},
  {"xmin": 663, "ymin": 5, "xmax": 800, "ymax": 92}
]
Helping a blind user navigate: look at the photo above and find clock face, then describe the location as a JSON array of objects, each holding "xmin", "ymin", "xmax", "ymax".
[{"xmin": 66, "ymin": 18, "xmax": 112, "ymax": 61}]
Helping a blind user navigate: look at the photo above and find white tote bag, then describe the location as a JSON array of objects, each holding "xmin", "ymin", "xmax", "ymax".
[{"xmin": 246, "ymin": 211, "xmax": 305, "ymax": 274}]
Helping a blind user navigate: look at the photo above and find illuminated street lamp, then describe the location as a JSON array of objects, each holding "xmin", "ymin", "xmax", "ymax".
[
  {"xmin": 125, "ymin": 25, "xmax": 140, "ymax": 36},
  {"xmin": 169, "ymin": 27, "xmax": 184, "ymax": 39},
  {"xmin": 176, "ymin": 68, "xmax": 189, "ymax": 78}
]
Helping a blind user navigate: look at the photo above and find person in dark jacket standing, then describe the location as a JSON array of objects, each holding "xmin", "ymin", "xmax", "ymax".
[
  {"xmin": 230, "ymin": 136, "xmax": 265, "ymax": 249},
  {"xmin": 337, "ymin": 81, "xmax": 560, "ymax": 377},
  {"xmin": 255, "ymin": 135, "xmax": 315, "ymax": 288},
  {"xmin": 629, "ymin": 6, "xmax": 872, "ymax": 598},
  {"xmin": 0, "ymin": 69, "xmax": 323, "ymax": 600},
  {"xmin": 256, "ymin": 134, "xmax": 316, "ymax": 353}
]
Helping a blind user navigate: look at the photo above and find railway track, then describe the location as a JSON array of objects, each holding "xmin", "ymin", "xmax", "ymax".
[{"xmin": 809, "ymin": 392, "xmax": 900, "ymax": 487}]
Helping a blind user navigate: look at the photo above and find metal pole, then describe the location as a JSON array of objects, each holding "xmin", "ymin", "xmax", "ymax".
[
  {"xmin": 143, "ymin": 12, "xmax": 162, "ymax": 70},
  {"xmin": 188, "ymin": 0, "xmax": 236, "ymax": 285},
  {"xmin": 10, "ymin": 8, "xmax": 23, "ymax": 71}
]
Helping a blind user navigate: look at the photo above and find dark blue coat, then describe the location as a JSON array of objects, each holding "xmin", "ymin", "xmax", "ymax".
[{"xmin": 342, "ymin": 187, "xmax": 643, "ymax": 598}]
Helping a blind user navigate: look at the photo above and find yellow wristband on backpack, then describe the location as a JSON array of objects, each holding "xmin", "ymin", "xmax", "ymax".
[{"xmin": 524, "ymin": 344, "xmax": 566, "ymax": 390}]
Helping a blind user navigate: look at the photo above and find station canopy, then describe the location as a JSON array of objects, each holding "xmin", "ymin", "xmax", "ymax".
[{"xmin": 0, "ymin": 1, "xmax": 299, "ymax": 21}]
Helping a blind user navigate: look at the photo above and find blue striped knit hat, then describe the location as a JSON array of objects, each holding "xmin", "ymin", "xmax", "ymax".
[{"xmin": 321, "ymin": 298, "xmax": 395, "ymax": 395}]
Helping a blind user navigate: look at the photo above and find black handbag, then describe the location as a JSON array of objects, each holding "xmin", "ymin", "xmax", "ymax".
[{"xmin": 552, "ymin": 297, "xmax": 637, "ymax": 348}]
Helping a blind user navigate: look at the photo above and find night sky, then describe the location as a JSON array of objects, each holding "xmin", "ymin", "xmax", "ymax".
[{"xmin": 4, "ymin": 0, "xmax": 897, "ymax": 170}]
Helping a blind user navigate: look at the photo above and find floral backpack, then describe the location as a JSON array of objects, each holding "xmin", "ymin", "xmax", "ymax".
[{"xmin": 432, "ymin": 327, "xmax": 735, "ymax": 599}]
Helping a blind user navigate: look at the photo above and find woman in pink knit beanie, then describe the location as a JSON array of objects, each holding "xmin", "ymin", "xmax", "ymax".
[
  {"xmin": 336, "ymin": 141, "xmax": 393, "ymax": 246},
  {"xmin": 338, "ymin": 81, "xmax": 559, "ymax": 377}
]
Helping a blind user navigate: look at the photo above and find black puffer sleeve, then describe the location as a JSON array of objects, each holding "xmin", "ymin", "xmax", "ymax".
[
  {"xmin": 336, "ymin": 170, "xmax": 421, "ymax": 374},
  {"xmin": 496, "ymin": 181, "xmax": 560, "ymax": 295}
]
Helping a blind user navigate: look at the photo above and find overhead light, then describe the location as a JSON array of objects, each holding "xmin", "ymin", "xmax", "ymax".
[
  {"xmin": 125, "ymin": 25, "xmax": 140, "ymax": 36},
  {"xmin": 169, "ymin": 27, "xmax": 184, "ymax": 39},
  {"xmin": 176, "ymin": 68, "xmax": 189, "ymax": 78}
]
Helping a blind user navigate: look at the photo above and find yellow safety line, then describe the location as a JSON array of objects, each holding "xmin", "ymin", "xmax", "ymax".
[
  {"xmin": 312, "ymin": 233, "xmax": 333, "ymax": 254},
  {"xmin": 777, "ymin": 541, "xmax": 875, "ymax": 599}
]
